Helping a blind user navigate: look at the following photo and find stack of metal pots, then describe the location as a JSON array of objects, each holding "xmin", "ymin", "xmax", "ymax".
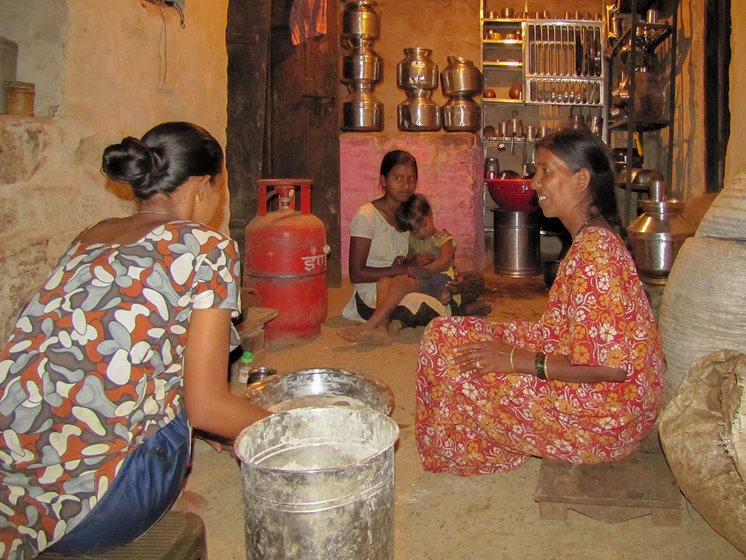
[
  {"xmin": 396, "ymin": 48, "xmax": 440, "ymax": 131},
  {"xmin": 627, "ymin": 179, "xmax": 695, "ymax": 285},
  {"xmin": 340, "ymin": 1, "xmax": 383, "ymax": 132},
  {"xmin": 440, "ymin": 56, "xmax": 482, "ymax": 132}
]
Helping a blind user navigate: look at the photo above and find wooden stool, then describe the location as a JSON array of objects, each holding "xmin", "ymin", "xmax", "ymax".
[
  {"xmin": 534, "ymin": 439, "xmax": 686, "ymax": 526},
  {"xmin": 236, "ymin": 287, "xmax": 277, "ymax": 359},
  {"xmin": 37, "ymin": 511, "xmax": 207, "ymax": 560}
]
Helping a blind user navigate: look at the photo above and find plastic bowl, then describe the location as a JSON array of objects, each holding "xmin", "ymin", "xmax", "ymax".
[{"xmin": 486, "ymin": 178, "xmax": 538, "ymax": 212}]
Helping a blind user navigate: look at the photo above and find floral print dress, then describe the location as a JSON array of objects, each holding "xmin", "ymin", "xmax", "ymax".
[
  {"xmin": 0, "ymin": 221, "xmax": 240, "ymax": 559},
  {"xmin": 415, "ymin": 226, "xmax": 664, "ymax": 476}
]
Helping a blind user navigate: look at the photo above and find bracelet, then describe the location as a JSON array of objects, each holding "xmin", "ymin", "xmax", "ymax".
[
  {"xmin": 544, "ymin": 353, "xmax": 551, "ymax": 380},
  {"xmin": 509, "ymin": 347, "xmax": 517, "ymax": 373},
  {"xmin": 535, "ymin": 352, "xmax": 547, "ymax": 380}
]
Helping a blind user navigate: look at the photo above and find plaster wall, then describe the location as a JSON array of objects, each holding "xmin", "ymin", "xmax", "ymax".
[
  {"xmin": 0, "ymin": 0, "xmax": 229, "ymax": 340},
  {"xmin": 725, "ymin": 2, "xmax": 745, "ymax": 181}
]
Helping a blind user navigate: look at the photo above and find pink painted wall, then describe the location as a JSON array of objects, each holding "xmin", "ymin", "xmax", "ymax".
[{"xmin": 340, "ymin": 132, "xmax": 485, "ymax": 278}]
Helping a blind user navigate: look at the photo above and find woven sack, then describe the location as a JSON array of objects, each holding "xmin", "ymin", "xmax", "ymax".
[
  {"xmin": 696, "ymin": 164, "xmax": 746, "ymax": 239},
  {"xmin": 658, "ymin": 237, "xmax": 746, "ymax": 403},
  {"xmin": 721, "ymin": 354, "xmax": 746, "ymax": 481},
  {"xmin": 659, "ymin": 350, "xmax": 746, "ymax": 555}
]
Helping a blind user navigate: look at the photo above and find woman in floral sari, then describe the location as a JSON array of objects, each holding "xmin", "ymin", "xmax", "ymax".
[{"xmin": 415, "ymin": 129, "xmax": 664, "ymax": 476}]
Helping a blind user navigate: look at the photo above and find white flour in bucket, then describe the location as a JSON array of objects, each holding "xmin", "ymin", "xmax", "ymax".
[
  {"xmin": 268, "ymin": 395, "xmax": 368, "ymax": 413},
  {"xmin": 259, "ymin": 441, "xmax": 377, "ymax": 471}
]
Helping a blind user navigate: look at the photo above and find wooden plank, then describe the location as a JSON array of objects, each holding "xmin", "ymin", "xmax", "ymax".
[{"xmin": 534, "ymin": 446, "xmax": 685, "ymax": 525}]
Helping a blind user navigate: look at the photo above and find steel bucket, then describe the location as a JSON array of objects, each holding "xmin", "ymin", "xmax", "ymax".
[{"xmin": 234, "ymin": 406, "xmax": 399, "ymax": 559}]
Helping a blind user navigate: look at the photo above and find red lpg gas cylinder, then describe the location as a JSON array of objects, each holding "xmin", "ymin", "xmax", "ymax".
[{"xmin": 244, "ymin": 179, "xmax": 329, "ymax": 344}]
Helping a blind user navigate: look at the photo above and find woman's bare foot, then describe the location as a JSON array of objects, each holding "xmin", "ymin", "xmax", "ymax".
[{"xmin": 338, "ymin": 325, "xmax": 393, "ymax": 345}]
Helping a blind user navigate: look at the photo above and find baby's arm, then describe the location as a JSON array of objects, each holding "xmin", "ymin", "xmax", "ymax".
[{"xmin": 421, "ymin": 239, "xmax": 454, "ymax": 273}]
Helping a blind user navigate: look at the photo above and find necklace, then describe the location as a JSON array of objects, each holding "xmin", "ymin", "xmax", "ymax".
[
  {"xmin": 579, "ymin": 216, "xmax": 597, "ymax": 231},
  {"xmin": 137, "ymin": 210, "xmax": 176, "ymax": 217}
]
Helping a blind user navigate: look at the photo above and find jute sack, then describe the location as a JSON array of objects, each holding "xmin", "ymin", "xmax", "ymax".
[
  {"xmin": 658, "ymin": 237, "xmax": 746, "ymax": 403},
  {"xmin": 722, "ymin": 353, "xmax": 746, "ymax": 481},
  {"xmin": 659, "ymin": 351, "xmax": 746, "ymax": 555},
  {"xmin": 696, "ymin": 164, "xmax": 746, "ymax": 239}
]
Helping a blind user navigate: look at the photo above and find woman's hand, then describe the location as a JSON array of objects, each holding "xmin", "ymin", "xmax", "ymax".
[
  {"xmin": 454, "ymin": 339, "xmax": 514, "ymax": 379},
  {"xmin": 412, "ymin": 253, "xmax": 435, "ymax": 266}
]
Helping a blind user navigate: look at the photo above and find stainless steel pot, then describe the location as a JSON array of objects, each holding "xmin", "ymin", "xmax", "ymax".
[
  {"xmin": 398, "ymin": 91, "xmax": 441, "ymax": 131},
  {"xmin": 397, "ymin": 48, "xmax": 438, "ymax": 91},
  {"xmin": 342, "ymin": 0, "xmax": 380, "ymax": 40},
  {"xmin": 341, "ymin": 89, "xmax": 383, "ymax": 132},
  {"xmin": 628, "ymin": 197, "xmax": 695, "ymax": 284},
  {"xmin": 442, "ymin": 97, "xmax": 480, "ymax": 132},
  {"xmin": 440, "ymin": 56, "xmax": 481, "ymax": 97},
  {"xmin": 341, "ymin": 45, "xmax": 382, "ymax": 86}
]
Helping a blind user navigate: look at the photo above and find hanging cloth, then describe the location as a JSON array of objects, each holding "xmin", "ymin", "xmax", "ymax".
[{"xmin": 289, "ymin": 0, "xmax": 328, "ymax": 46}]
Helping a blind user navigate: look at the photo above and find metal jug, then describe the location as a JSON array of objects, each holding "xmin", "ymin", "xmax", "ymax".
[
  {"xmin": 627, "ymin": 180, "xmax": 695, "ymax": 284},
  {"xmin": 442, "ymin": 97, "xmax": 481, "ymax": 132},
  {"xmin": 341, "ymin": 43, "xmax": 382, "ymax": 87},
  {"xmin": 397, "ymin": 47, "xmax": 439, "ymax": 91},
  {"xmin": 342, "ymin": 0, "xmax": 380, "ymax": 40},
  {"xmin": 342, "ymin": 88, "xmax": 383, "ymax": 132},
  {"xmin": 397, "ymin": 90, "xmax": 441, "ymax": 132},
  {"xmin": 440, "ymin": 56, "xmax": 481, "ymax": 98}
]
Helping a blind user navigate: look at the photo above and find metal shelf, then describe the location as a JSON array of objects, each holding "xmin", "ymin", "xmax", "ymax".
[
  {"xmin": 482, "ymin": 39, "xmax": 522, "ymax": 45},
  {"xmin": 606, "ymin": 0, "xmax": 679, "ymax": 226},
  {"xmin": 608, "ymin": 117, "xmax": 672, "ymax": 132},
  {"xmin": 479, "ymin": 0, "xmax": 608, "ymax": 166},
  {"xmin": 483, "ymin": 60, "xmax": 523, "ymax": 68},
  {"xmin": 482, "ymin": 98, "xmax": 523, "ymax": 104}
]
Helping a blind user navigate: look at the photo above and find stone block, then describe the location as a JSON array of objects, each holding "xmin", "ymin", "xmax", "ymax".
[{"xmin": 0, "ymin": 116, "xmax": 56, "ymax": 183}]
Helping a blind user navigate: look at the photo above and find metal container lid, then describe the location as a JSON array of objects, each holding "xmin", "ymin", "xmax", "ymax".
[
  {"xmin": 7, "ymin": 81, "xmax": 34, "ymax": 91},
  {"xmin": 639, "ymin": 198, "xmax": 685, "ymax": 215}
]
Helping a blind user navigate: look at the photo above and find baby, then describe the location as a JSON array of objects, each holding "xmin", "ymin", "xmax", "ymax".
[{"xmin": 338, "ymin": 194, "xmax": 457, "ymax": 345}]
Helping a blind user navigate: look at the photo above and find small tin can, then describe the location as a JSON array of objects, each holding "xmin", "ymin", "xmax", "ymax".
[
  {"xmin": 247, "ymin": 367, "xmax": 277, "ymax": 385},
  {"xmin": 6, "ymin": 81, "xmax": 34, "ymax": 116}
]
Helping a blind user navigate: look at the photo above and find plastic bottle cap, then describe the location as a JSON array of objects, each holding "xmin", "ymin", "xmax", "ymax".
[{"xmin": 240, "ymin": 351, "xmax": 254, "ymax": 363}]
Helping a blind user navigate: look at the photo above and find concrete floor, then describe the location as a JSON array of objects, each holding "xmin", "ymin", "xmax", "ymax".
[{"xmin": 182, "ymin": 273, "xmax": 743, "ymax": 560}]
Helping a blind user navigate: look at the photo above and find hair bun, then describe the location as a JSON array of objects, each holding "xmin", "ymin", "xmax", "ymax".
[
  {"xmin": 101, "ymin": 136, "xmax": 163, "ymax": 196},
  {"xmin": 101, "ymin": 121, "xmax": 223, "ymax": 200}
]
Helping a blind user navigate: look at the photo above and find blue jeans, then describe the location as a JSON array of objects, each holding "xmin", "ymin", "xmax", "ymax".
[{"xmin": 48, "ymin": 411, "xmax": 191, "ymax": 555}]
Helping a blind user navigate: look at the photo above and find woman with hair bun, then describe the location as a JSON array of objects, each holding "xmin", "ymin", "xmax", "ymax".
[{"xmin": 0, "ymin": 122, "xmax": 269, "ymax": 558}]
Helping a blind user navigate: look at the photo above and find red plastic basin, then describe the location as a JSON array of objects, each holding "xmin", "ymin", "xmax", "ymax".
[{"xmin": 485, "ymin": 178, "xmax": 538, "ymax": 212}]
